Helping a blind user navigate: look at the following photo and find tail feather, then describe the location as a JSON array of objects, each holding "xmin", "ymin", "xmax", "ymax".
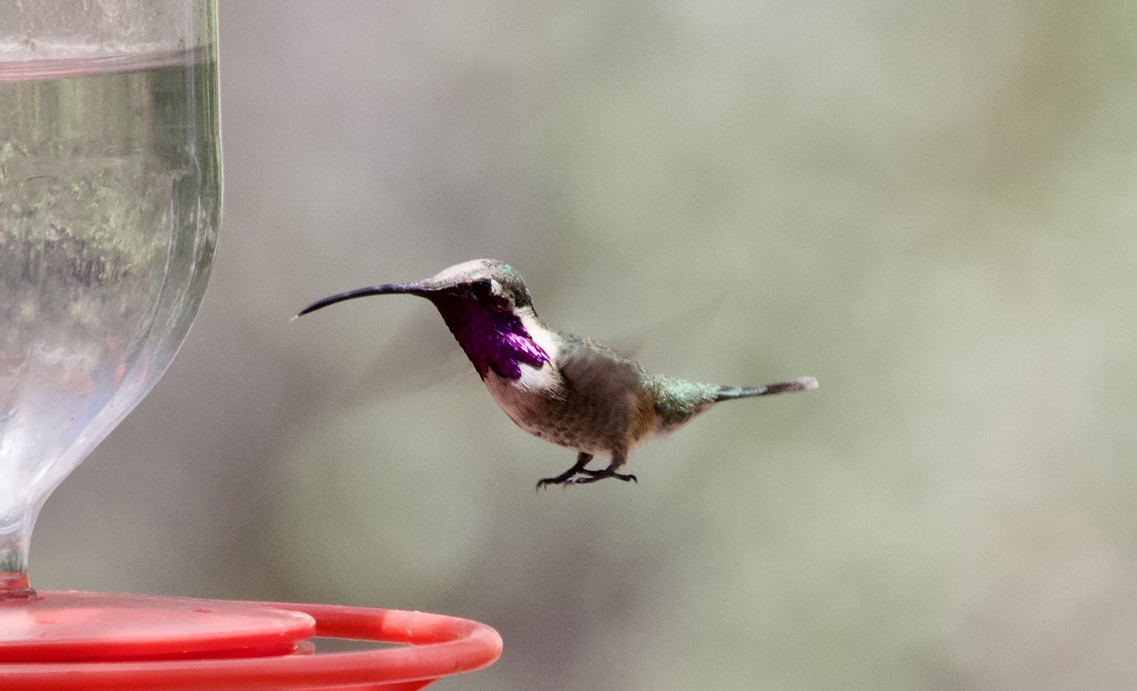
[{"xmin": 714, "ymin": 376, "xmax": 818, "ymax": 402}]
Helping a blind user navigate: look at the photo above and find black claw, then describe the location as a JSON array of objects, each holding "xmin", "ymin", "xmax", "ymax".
[
  {"xmin": 536, "ymin": 474, "xmax": 579, "ymax": 490},
  {"xmin": 536, "ymin": 477, "xmax": 564, "ymax": 491}
]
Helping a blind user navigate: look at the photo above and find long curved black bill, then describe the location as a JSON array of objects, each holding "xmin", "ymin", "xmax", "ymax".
[{"xmin": 297, "ymin": 283, "xmax": 428, "ymax": 317}]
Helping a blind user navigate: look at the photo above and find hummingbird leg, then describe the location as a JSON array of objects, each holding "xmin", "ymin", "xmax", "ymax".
[
  {"xmin": 536, "ymin": 452, "xmax": 595, "ymax": 490},
  {"xmin": 566, "ymin": 448, "xmax": 637, "ymax": 485}
]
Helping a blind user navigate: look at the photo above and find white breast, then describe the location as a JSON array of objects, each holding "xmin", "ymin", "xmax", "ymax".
[{"xmin": 483, "ymin": 309, "xmax": 562, "ymax": 434}]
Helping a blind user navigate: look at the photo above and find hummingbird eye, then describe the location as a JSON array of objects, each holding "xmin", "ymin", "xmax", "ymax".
[{"xmin": 470, "ymin": 278, "xmax": 493, "ymax": 298}]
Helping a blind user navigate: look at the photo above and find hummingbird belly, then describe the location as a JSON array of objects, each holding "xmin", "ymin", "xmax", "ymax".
[
  {"xmin": 484, "ymin": 368, "xmax": 655, "ymax": 455},
  {"xmin": 483, "ymin": 369, "xmax": 596, "ymax": 452}
]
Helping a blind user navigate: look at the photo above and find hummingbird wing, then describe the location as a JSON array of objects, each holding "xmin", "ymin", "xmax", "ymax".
[
  {"xmin": 556, "ymin": 336, "xmax": 642, "ymax": 396},
  {"xmin": 340, "ymin": 310, "xmax": 472, "ymax": 404},
  {"xmin": 602, "ymin": 293, "xmax": 728, "ymax": 361},
  {"xmin": 555, "ymin": 335, "xmax": 656, "ymax": 446}
]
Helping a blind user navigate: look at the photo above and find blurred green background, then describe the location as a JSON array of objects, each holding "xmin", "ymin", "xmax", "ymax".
[{"xmin": 35, "ymin": 1, "xmax": 1137, "ymax": 688}]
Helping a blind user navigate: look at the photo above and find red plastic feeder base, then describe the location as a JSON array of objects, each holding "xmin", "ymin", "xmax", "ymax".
[{"xmin": 0, "ymin": 591, "xmax": 502, "ymax": 689}]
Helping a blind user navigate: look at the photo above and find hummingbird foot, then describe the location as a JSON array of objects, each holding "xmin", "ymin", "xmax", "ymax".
[
  {"xmin": 536, "ymin": 452, "xmax": 595, "ymax": 490},
  {"xmin": 566, "ymin": 469, "xmax": 637, "ymax": 485},
  {"xmin": 535, "ymin": 468, "xmax": 638, "ymax": 488},
  {"xmin": 535, "ymin": 451, "xmax": 638, "ymax": 488}
]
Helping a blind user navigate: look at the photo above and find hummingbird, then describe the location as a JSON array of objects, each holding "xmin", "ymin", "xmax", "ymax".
[{"xmin": 298, "ymin": 259, "xmax": 817, "ymax": 488}]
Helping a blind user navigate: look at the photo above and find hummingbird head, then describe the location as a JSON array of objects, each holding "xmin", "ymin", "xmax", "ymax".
[{"xmin": 298, "ymin": 259, "xmax": 550, "ymax": 380}]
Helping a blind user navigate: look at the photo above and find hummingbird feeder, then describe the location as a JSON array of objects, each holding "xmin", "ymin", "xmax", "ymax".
[{"xmin": 0, "ymin": 2, "xmax": 501, "ymax": 687}]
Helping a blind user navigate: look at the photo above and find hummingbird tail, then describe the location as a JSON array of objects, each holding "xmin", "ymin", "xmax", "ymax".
[{"xmin": 714, "ymin": 376, "xmax": 818, "ymax": 402}]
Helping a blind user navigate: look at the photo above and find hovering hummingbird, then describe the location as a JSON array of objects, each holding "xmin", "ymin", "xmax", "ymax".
[{"xmin": 298, "ymin": 259, "xmax": 817, "ymax": 489}]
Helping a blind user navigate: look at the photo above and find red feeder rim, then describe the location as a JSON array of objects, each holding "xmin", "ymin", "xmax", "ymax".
[{"xmin": 0, "ymin": 591, "xmax": 502, "ymax": 689}]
